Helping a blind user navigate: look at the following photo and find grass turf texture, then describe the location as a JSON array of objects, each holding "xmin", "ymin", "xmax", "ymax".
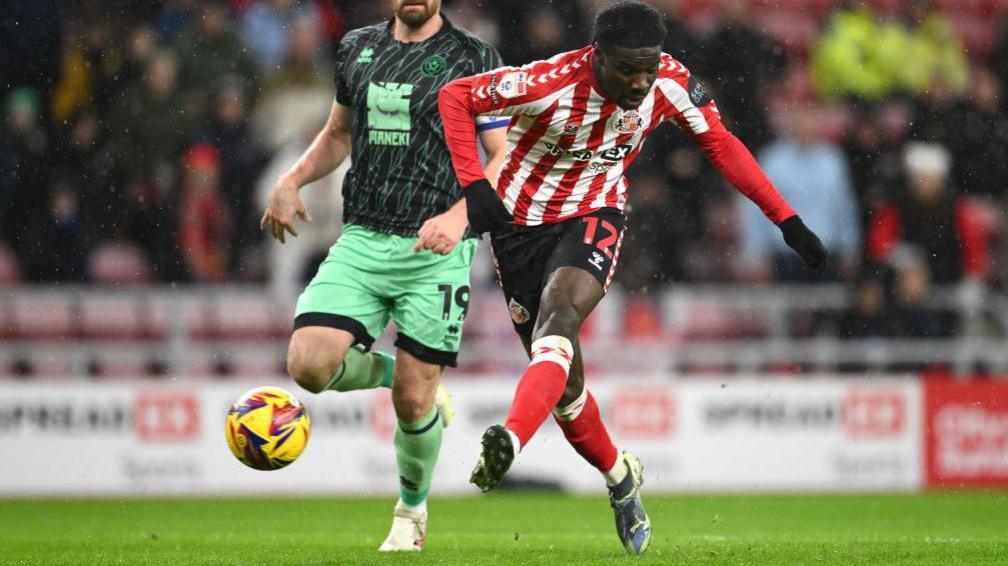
[{"xmin": 1, "ymin": 493, "xmax": 1006, "ymax": 565}]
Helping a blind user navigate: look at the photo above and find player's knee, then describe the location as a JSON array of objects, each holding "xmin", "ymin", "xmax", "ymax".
[
  {"xmin": 286, "ymin": 354, "xmax": 329, "ymax": 394},
  {"xmin": 392, "ymin": 379, "xmax": 436, "ymax": 422},
  {"xmin": 389, "ymin": 382, "xmax": 433, "ymax": 418},
  {"xmin": 286, "ymin": 337, "xmax": 343, "ymax": 394}
]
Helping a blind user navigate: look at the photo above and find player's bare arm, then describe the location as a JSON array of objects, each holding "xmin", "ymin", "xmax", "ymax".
[
  {"xmin": 260, "ymin": 101, "xmax": 352, "ymax": 243},
  {"xmin": 414, "ymin": 126, "xmax": 507, "ymax": 254}
]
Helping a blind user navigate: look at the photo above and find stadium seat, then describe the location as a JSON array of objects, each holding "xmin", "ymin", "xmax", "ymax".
[
  {"xmin": 186, "ymin": 344, "xmax": 285, "ymax": 378},
  {"xmin": 0, "ymin": 302, "xmax": 11, "ymax": 340},
  {"xmin": 0, "ymin": 244, "xmax": 21, "ymax": 285},
  {"xmin": 144, "ymin": 297, "xmax": 172, "ymax": 340},
  {"xmin": 212, "ymin": 293, "xmax": 289, "ymax": 341},
  {"xmin": 80, "ymin": 295, "xmax": 145, "ymax": 340},
  {"xmin": 28, "ymin": 358, "xmax": 76, "ymax": 379},
  {"xmin": 623, "ymin": 299, "xmax": 663, "ymax": 338},
  {"xmin": 754, "ymin": 12, "xmax": 820, "ymax": 58},
  {"xmin": 948, "ymin": 13, "xmax": 998, "ymax": 59},
  {"xmin": 872, "ymin": 0, "xmax": 904, "ymax": 16},
  {"xmin": 9, "ymin": 292, "xmax": 77, "ymax": 340},
  {"xmin": 676, "ymin": 301, "xmax": 770, "ymax": 342},
  {"xmin": 934, "ymin": 0, "xmax": 1007, "ymax": 16},
  {"xmin": 749, "ymin": 0, "xmax": 836, "ymax": 22},
  {"xmin": 88, "ymin": 242, "xmax": 153, "ymax": 285},
  {"xmin": 679, "ymin": 0, "xmax": 718, "ymax": 17}
]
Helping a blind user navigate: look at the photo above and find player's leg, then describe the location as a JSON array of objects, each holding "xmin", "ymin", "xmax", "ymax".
[
  {"xmin": 538, "ymin": 214, "xmax": 648, "ymax": 554},
  {"xmin": 379, "ymin": 351, "xmax": 443, "ymax": 552},
  {"xmin": 285, "ymin": 225, "xmax": 395, "ymax": 395},
  {"xmin": 552, "ymin": 338, "xmax": 650, "ymax": 555},
  {"xmin": 501, "ymin": 266, "xmax": 603, "ymax": 450},
  {"xmin": 551, "ymin": 338, "xmax": 618, "ymax": 482},
  {"xmin": 474, "ymin": 210, "xmax": 618, "ymax": 490},
  {"xmin": 286, "ymin": 327, "xmax": 392, "ymax": 393},
  {"xmin": 476, "ymin": 209, "xmax": 650, "ymax": 552},
  {"xmin": 473, "ymin": 266, "xmax": 599, "ymax": 490},
  {"xmin": 509, "ymin": 321, "xmax": 627, "ymax": 492},
  {"xmin": 379, "ymin": 234, "xmax": 477, "ymax": 552}
]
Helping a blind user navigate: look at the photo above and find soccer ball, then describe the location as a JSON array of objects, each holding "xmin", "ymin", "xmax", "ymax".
[{"xmin": 225, "ymin": 386, "xmax": 311, "ymax": 470}]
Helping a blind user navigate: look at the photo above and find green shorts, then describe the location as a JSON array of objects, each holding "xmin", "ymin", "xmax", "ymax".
[{"xmin": 293, "ymin": 224, "xmax": 477, "ymax": 367}]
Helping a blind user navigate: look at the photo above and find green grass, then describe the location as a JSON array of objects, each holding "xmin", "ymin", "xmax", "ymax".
[{"xmin": 1, "ymin": 493, "xmax": 1006, "ymax": 565}]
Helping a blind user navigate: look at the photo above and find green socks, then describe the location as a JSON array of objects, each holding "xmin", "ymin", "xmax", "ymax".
[
  {"xmin": 323, "ymin": 348, "xmax": 394, "ymax": 392},
  {"xmin": 322, "ymin": 349, "xmax": 441, "ymax": 506},
  {"xmin": 394, "ymin": 406, "xmax": 444, "ymax": 506}
]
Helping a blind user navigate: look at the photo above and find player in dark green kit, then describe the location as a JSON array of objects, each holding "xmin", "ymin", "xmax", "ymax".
[{"xmin": 260, "ymin": 0, "xmax": 507, "ymax": 552}]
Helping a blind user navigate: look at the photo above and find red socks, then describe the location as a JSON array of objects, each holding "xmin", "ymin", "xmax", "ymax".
[
  {"xmin": 503, "ymin": 334, "xmax": 620, "ymax": 476},
  {"xmin": 504, "ymin": 336, "xmax": 574, "ymax": 448},
  {"xmin": 553, "ymin": 388, "xmax": 619, "ymax": 473}
]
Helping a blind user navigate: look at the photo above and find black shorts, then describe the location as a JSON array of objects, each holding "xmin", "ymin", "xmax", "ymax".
[{"xmin": 490, "ymin": 208, "xmax": 626, "ymax": 338}]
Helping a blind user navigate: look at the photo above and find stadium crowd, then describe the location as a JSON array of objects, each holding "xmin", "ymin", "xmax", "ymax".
[{"xmin": 1, "ymin": 0, "xmax": 1007, "ymax": 343}]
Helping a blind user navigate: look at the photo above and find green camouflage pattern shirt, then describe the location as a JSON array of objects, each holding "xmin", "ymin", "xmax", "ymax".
[{"xmin": 333, "ymin": 16, "xmax": 507, "ymax": 236}]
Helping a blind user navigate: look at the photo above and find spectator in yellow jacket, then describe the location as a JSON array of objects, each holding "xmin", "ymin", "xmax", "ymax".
[
  {"xmin": 811, "ymin": 1, "xmax": 901, "ymax": 100},
  {"xmin": 898, "ymin": 0, "xmax": 968, "ymax": 96}
]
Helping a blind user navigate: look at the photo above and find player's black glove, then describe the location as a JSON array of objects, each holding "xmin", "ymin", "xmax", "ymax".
[
  {"xmin": 778, "ymin": 215, "xmax": 827, "ymax": 271},
  {"xmin": 464, "ymin": 178, "xmax": 512, "ymax": 234}
]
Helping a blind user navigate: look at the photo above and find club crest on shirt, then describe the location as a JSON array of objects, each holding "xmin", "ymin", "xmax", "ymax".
[
  {"xmin": 611, "ymin": 109, "xmax": 643, "ymax": 134},
  {"xmin": 495, "ymin": 71, "xmax": 527, "ymax": 100},
  {"xmin": 564, "ymin": 123, "xmax": 581, "ymax": 135},
  {"xmin": 508, "ymin": 298, "xmax": 531, "ymax": 325}
]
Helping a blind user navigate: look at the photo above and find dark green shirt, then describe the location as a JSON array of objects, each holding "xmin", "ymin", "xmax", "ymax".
[{"xmin": 334, "ymin": 16, "xmax": 506, "ymax": 236}]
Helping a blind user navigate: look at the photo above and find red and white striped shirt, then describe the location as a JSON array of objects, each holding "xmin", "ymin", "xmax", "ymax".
[{"xmin": 439, "ymin": 45, "xmax": 796, "ymax": 227}]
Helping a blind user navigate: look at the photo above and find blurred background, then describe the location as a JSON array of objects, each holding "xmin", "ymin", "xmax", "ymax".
[{"xmin": 0, "ymin": 0, "xmax": 1006, "ymax": 496}]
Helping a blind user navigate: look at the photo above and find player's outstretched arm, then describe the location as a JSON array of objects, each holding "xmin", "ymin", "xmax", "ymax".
[
  {"xmin": 660, "ymin": 63, "xmax": 826, "ymax": 270},
  {"xmin": 695, "ymin": 126, "xmax": 826, "ymax": 270},
  {"xmin": 260, "ymin": 101, "xmax": 352, "ymax": 243},
  {"xmin": 666, "ymin": 89, "xmax": 825, "ymax": 270},
  {"xmin": 414, "ymin": 127, "xmax": 508, "ymax": 255}
]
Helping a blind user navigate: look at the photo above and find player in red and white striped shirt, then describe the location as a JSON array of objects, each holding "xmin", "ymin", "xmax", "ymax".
[{"xmin": 433, "ymin": 1, "xmax": 827, "ymax": 554}]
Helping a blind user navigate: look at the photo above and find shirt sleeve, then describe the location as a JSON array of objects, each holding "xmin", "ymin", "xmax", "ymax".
[
  {"xmin": 657, "ymin": 63, "xmax": 797, "ymax": 225},
  {"xmin": 469, "ymin": 43, "xmax": 510, "ymax": 132},
  {"xmin": 332, "ymin": 34, "xmax": 355, "ymax": 107},
  {"xmin": 439, "ymin": 55, "xmax": 580, "ymax": 186}
]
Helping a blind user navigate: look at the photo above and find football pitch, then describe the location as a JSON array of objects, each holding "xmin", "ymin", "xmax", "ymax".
[{"xmin": 2, "ymin": 493, "xmax": 1006, "ymax": 565}]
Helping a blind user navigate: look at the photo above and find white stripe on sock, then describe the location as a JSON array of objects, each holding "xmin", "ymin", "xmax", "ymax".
[
  {"xmin": 553, "ymin": 387, "xmax": 587, "ymax": 422},
  {"xmin": 530, "ymin": 335, "xmax": 574, "ymax": 373}
]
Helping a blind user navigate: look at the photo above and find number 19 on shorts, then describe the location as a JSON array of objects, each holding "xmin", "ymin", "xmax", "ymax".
[{"xmin": 438, "ymin": 284, "xmax": 470, "ymax": 321}]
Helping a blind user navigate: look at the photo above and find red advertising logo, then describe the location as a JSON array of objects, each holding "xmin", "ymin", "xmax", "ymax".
[
  {"xmin": 925, "ymin": 380, "xmax": 1008, "ymax": 486},
  {"xmin": 842, "ymin": 389, "xmax": 906, "ymax": 438},
  {"xmin": 134, "ymin": 394, "xmax": 199, "ymax": 441},
  {"xmin": 610, "ymin": 389, "xmax": 676, "ymax": 439}
]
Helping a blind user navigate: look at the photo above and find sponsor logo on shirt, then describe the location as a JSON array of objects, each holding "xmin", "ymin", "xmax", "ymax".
[
  {"xmin": 367, "ymin": 81, "xmax": 413, "ymax": 146},
  {"xmin": 599, "ymin": 144, "xmax": 633, "ymax": 162},
  {"xmin": 544, "ymin": 142, "xmax": 592, "ymax": 161}
]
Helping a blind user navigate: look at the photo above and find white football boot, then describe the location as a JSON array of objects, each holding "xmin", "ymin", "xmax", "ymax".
[{"xmin": 378, "ymin": 501, "xmax": 427, "ymax": 552}]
